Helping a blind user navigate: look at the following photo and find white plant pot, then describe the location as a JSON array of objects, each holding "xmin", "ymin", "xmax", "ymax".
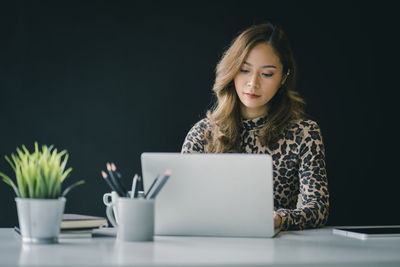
[{"xmin": 15, "ymin": 197, "xmax": 66, "ymax": 244}]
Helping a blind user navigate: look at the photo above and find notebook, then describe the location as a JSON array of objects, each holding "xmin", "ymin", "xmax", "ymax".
[
  {"xmin": 141, "ymin": 152, "xmax": 278, "ymax": 238},
  {"xmin": 61, "ymin": 214, "xmax": 108, "ymax": 230}
]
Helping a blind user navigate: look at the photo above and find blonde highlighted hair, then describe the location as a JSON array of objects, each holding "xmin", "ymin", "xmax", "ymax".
[{"xmin": 205, "ymin": 23, "xmax": 306, "ymax": 152}]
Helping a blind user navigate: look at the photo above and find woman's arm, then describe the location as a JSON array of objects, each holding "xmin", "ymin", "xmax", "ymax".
[{"xmin": 276, "ymin": 121, "xmax": 329, "ymax": 230}]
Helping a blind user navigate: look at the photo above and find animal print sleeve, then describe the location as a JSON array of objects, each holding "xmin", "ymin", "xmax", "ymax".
[
  {"xmin": 276, "ymin": 121, "xmax": 329, "ymax": 230},
  {"xmin": 181, "ymin": 118, "xmax": 211, "ymax": 153}
]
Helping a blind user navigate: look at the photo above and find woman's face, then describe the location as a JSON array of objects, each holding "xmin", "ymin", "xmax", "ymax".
[{"xmin": 234, "ymin": 43, "xmax": 286, "ymax": 119}]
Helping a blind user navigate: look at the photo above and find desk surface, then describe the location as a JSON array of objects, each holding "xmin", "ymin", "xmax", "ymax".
[{"xmin": 1, "ymin": 227, "xmax": 400, "ymax": 267}]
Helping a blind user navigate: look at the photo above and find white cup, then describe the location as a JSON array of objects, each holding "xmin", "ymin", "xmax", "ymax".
[
  {"xmin": 103, "ymin": 191, "xmax": 135, "ymax": 226},
  {"xmin": 106, "ymin": 197, "xmax": 154, "ymax": 242},
  {"xmin": 103, "ymin": 191, "xmax": 119, "ymax": 226}
]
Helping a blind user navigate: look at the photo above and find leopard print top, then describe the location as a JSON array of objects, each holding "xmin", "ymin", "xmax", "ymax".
[{"xmin": 181, "ymin": 116, "xmax": 329, "ymax": 231}]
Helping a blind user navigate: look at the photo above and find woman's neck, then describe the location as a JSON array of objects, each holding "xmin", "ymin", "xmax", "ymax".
[{"xmin": 239, "ymin": 104, "xmax": 268, "ymax": 120}]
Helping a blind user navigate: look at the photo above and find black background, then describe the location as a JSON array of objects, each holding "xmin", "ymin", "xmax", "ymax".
[{"xmin": 0, "ymin": 1, "xmax": 397, "ymax": 227}]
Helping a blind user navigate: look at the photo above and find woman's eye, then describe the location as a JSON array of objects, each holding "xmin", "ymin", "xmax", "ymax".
[
  {"xmin": 262, "ymin": 73, "xmax": 273, "ymax": 77},
  {"xmin": 240, "ymin": 69, "xmax": 249, "ymax": 73}
]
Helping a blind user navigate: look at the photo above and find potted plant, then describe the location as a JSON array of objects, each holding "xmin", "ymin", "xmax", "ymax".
[{"xmin": 0, "ymin": 142, "xmax": 84, "ymax": 244}]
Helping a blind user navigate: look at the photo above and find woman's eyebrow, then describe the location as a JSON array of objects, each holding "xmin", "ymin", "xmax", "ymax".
[{"xmin": 244, "ymin": 61, "xmax": 277, "ymax": 69}]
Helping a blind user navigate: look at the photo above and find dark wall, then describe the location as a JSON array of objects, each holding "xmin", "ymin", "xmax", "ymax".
[{"xmin": 0, "ymin": 1, "xmax": 396, "ymax": 227}]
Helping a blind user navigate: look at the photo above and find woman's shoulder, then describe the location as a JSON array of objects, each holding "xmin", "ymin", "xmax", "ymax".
[
  {"xmin": 284, "ymin": 118, "xmax": 323, "ymax": 144},
  {"xmin": 287, "ymin": 118, "xmax": 321, "ymax": 132},
  {"xmin": 284, "ymin": 118, "xmax": 322, "ymax": 139},
  {"xmin": 194, "ymin": 117, "xmax": 212, "ymax": 129},
  {"xmin": 189, "ymin": 117, "xmax": 212, "ymax": 132},
  {"xmin": 181, "ymin": 117, "xmax": 212, "ymax": 153},
  {"xmin": 185, "ymin": 117, "xmax": 213, "ymax": 138}
]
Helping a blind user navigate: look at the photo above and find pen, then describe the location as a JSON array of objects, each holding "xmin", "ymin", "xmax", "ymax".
[
  {"xmin": 130, "ymin": 174, "xmax": 138, "ymax": 199},
  {"xmin": 148, "ymin": 170, "xmax": 172, "ymax": 199}
]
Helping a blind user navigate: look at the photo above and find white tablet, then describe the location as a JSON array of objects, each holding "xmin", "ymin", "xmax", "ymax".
[{"xmin": 333, "ymin": 226, "xmax": 400, "ymax": 240}]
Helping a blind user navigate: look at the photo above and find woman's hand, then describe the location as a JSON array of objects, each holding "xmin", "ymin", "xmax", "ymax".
[{"xmin": 274, "ymin": 212, "xmax": 282, "ymax": 229}]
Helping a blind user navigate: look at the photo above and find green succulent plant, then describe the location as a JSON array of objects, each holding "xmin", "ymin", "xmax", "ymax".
[{"xmin": 0, "ymin": 142, "xmax": 84, "ymax": 198}]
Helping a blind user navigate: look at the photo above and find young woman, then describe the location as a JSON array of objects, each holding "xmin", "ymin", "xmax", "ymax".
[{"xmin": 181, "ymin": 23, "xmax": 329, "ymax": 231}]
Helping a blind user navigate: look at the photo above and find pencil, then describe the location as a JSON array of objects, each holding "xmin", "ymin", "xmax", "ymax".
[
  {"xmin": 130, "ymin": 174, "xmax": 139, "ymax": 199},
  {"xmin": 135, "ymin": 175, "xmax": 143, "ymax": 198},
  {"xmin": 148, "ymin": 170, "xmax": 172, "ymax": 199},
  {"xmin": 106, "ymin": 163, "xmax": 126, "ymax": 197},
  {"xmin": 14, "ymin": 226, "xmax": 21, "ymax": 236},
  {"xmin": 101, "ymin": 171, "xmax": 121, "ymax": 196},
  {"xmin": 137, "ymin": 175, "xmax": 144, "ymax": 193},
  {"xmin": 111, "ymin": 162, "xmax": 128, "ymax": 195},
  {"xmin": 144, "ymin": 174, "xmax": 160, "ymax": 199},
  {"xmin": 111, "ymin": 162, "xmax": 122, "ymax": 179}
]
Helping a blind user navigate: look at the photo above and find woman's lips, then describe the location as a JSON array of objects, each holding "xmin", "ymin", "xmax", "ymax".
[{"xmin": 245, "ymin": 93, "xmax": 260, "ymax": 99}]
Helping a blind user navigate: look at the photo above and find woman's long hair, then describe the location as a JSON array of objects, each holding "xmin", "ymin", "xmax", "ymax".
[{"xmin": 205, "ymin": 23, "xmax": 306, "ymax": 152}]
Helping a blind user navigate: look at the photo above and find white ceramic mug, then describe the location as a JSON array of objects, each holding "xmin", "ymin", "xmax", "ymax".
[
  {"xmin": 106, "ymin": 197, "xmax": 154, "ymax": 242},
  {"xmin": 103, "ymin": 191, "xmax": 119, "ymax": 226},
  {"xmin": 103, "ymin": 191, "xmax": 134, "ymax": 226}
]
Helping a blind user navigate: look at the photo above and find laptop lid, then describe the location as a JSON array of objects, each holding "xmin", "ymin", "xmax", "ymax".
[{"xmin": 141, "ymin": 153, "xmax": 276, "ymax": 238}]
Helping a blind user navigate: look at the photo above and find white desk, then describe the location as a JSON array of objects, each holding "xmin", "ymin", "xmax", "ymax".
[{"xmin": 1, "ymin": 227, "xmax": 400, "ymax": 266}]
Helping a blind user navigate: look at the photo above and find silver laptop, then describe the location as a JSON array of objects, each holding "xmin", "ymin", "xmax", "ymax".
[{"xmin": 141, "ymin": 153, "xmax": 278, "ymax": 238}]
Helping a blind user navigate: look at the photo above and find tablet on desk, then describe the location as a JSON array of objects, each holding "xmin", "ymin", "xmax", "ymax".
[{"xmin": 333, "ymin": 226, "xmax": 400, "ymax": 240}]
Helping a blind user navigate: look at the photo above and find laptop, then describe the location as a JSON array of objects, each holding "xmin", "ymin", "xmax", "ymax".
[{"xmin": 141, "ymin": 152, "xmax": 278, "ymax": 238}]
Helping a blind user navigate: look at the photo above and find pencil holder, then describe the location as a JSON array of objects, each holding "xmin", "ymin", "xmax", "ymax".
[{"xmin": 106, "ymin": 197, "xmax": 154, "ymax": 242}]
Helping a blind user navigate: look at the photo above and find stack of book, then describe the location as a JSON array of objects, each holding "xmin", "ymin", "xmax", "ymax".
[{"xmin": 60, "ymin": 214, "xmax": 108, "ymax": 238}]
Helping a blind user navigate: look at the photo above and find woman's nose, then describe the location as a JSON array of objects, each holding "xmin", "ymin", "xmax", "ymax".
[{"xmin": 247, "ymin": 74, "xmax": 259, "ymax": 89}]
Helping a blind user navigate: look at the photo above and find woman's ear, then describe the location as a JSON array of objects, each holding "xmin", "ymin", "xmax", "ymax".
[{"xmin": 281, "ymin": 69, "xmax": 290, "ymax": 86}]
